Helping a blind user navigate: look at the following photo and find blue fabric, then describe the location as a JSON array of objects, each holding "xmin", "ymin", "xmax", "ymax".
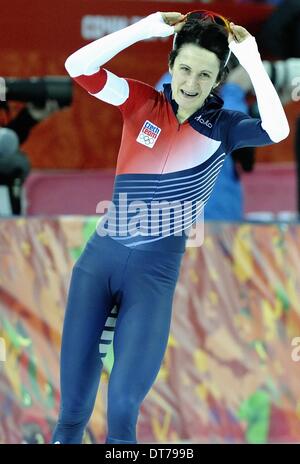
[
  {"xmin": 155, "ymin": 75, "xmax": 249, "ymax": 221},
  {"xmin": 52, "ymin": 231, "xmax": 183, "ymax": 444}
]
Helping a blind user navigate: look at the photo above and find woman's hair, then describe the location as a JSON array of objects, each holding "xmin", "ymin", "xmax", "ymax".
[{"xmin": 168, "ymin": 19, "xmax": 231, "ymax": 85}]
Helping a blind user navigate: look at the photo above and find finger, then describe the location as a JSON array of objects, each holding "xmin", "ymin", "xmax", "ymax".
[
  {"xmin": 227, "ymin": 31, "xmax": 234, "ymax": 44},
  {"xmin": 173, "ymin": 14, "xmax": 187, "ymax": 25},
  {"xmin": 170, "ymin": 14, "xmax": 186, "ymax": 26},
  {"xmin": 232, "ymin": 25, "xmax": 249, "ymax": 35},
  {"xmin": 230, "ymin": 24, "xmax": 249, "ymax": 42},
  {"xmin": 174, "ymin": 20, "xmax": 186, "ymax": 33},
  {"xmin": 162, "ymin": 12, "xmax": 185, "ymax": 26},
  {"xmin": 229, "ymin": 23, "xmax": 239, "ymax": 41}
]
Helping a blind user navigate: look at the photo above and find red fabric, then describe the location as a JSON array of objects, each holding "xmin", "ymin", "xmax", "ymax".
[
  {"xmin": 73, "ymin": 68, "xmax": 107, "ymax": 94},
  {"xmin": 116, "ymin": 79, "xmax": 224, "ymax": 176}
]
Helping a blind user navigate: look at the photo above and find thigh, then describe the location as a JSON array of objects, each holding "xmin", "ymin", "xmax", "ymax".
[
  {"xmin": 61, "ymin": 264, "xmax": 113, "ymax": 357},
  {"xmin": 108, "ymin": 250, "xmax": 182, "ymax": 401},
  {"xmin": 60, "ymin": 235, "xmax": 118, "ymax": 390}
]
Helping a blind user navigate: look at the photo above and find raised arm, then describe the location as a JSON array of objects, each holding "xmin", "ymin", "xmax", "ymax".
[
  {"xmin": 228, "ymin": 24, "xmax": 290, "ymax": 143},
  {"xmin": 65, "ymin": 12, "xmax": 178, "ymax": 77},
  {"xmin": 64, "ymin": 12, "xmax": 184, "ymax": 105}
]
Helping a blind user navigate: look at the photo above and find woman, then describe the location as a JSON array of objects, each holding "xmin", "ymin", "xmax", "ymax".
[{"xmin": 52, "ymin": 11, "xmax": 289, "ymax": 444}]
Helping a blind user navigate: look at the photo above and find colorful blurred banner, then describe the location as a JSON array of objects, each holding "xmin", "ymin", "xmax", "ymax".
[
  {"xmin": 0, "ymin": 217, "xmax": 300, "ymax": 443},
  {"xmin": 2, "ymin": 1, "xmax": 294, "ymax": 169}
]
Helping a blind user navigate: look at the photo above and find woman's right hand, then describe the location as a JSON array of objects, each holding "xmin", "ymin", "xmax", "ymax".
[
  {"xmin": 161, "ymin": 12, "xmax": 187, "ymax": 33},
  {"xmin": 140, "ymin": 12, "xmax": 186, "ymax": 39}
]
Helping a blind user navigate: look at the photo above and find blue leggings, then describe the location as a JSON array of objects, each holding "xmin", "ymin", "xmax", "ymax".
[{"xmin": 52, "ymin": 232, "xmax": 183, "ymax": 444}]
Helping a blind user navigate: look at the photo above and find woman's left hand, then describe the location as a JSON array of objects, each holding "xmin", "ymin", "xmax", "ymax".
[{"xmin": 228, "ymin": 23, "xmax": 252, "ymax": 44}]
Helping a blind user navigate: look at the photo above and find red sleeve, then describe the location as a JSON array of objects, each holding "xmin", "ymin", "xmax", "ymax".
[
  {"xmin": 71, "ymin": 70, "xmax": 158, "ymax": 115},
  {"xmin": 72, "ymin": 68, "xmax": 107, "ymax": 94}
]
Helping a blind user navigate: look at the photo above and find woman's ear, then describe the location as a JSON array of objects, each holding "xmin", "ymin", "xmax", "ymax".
[{"xmin": 168, "ymin": 65, "xmax": 173, "ymax": 76}]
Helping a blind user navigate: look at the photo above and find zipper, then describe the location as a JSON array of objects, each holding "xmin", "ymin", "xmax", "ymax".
[{"xmin": 177, "ymin": 118, "xmax": 189, "ymax": 131}]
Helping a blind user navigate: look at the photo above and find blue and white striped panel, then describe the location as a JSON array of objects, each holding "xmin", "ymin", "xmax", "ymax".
[{"xmin": 99, "ymin": 306, "xmax": 118, "ymax": 360}]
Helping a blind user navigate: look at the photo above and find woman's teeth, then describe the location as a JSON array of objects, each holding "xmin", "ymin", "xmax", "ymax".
[{"xmin": 181, "ymin": 90, "xmax": 198, "ymax": 98}]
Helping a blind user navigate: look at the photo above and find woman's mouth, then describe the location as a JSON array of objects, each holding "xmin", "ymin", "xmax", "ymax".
[{"xmin": 180, "ymin": 89, "xmax": 199, "ymax": 99}]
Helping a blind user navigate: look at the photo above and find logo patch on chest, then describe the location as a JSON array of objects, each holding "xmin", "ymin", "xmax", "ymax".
[{"xmin": 136, "ymin": 120, "xmax": 161, "ymax": 148}]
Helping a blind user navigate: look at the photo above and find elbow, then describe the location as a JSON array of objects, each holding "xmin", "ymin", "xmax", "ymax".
[
  {"xmin": 64, "ymin": 55, "xmax": 95, "ymax": 79},
  {"xmin": 270, "ymin": 123, "xmax": 290, "ymax": 143},
  {"xmin": 263, "ymin": 119, "xmax": 290, "ymax": 143},
  {"xmin": 64, "ymin": 56, "xmax": 72, "ymax": 75},
  {"xmin": 64, "ymin": 54, "xmax": 81, "ymax": 78}
]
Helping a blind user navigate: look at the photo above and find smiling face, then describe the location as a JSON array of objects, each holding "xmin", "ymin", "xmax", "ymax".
[{"xmin": 169, "ymin": 43, "xmax": 221, "ymax": 119}]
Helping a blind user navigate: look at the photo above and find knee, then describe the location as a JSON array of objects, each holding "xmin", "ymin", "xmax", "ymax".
[
  {"xmin": 59, "ymin": 406, "xmax": 93, "ymax": 426},
  {"xmin": 108, "ymin": 394, "xmax": 140, "ymax": 419}
]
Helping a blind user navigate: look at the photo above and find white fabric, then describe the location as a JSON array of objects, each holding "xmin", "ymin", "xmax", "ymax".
[
  {"xmin": 229, "ymin": 36, "xmax": 290, "ymax": 142},
  {"xmin": 65, "ymin": 12, "xmax": 174, "ymax": 77},
  {"xmin": 65, "ymin": 12, "xmax": 174, "ymax": 106},
  {"xmin": 91, "ymin": 69, "xmax": 129, "ymax": 105}
]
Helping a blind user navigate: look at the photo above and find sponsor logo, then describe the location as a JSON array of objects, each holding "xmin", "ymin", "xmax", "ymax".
[
  {"xmin": 136, "ymin": 120, "xmax": 161, "ymax": 148},
  {"xmin": 195, "ymin": 114, "xmax": 213, "ymax": 129}
]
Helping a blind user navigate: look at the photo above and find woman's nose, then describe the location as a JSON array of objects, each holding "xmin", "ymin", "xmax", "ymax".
[{"xmin": 185, "ymin": 75, "xmax": 199, "ymax": 89}]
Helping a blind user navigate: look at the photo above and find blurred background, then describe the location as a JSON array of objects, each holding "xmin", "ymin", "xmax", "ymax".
[{"xmin": 0, "ymin": 0, "xmax": 300, "ymax": 445}]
